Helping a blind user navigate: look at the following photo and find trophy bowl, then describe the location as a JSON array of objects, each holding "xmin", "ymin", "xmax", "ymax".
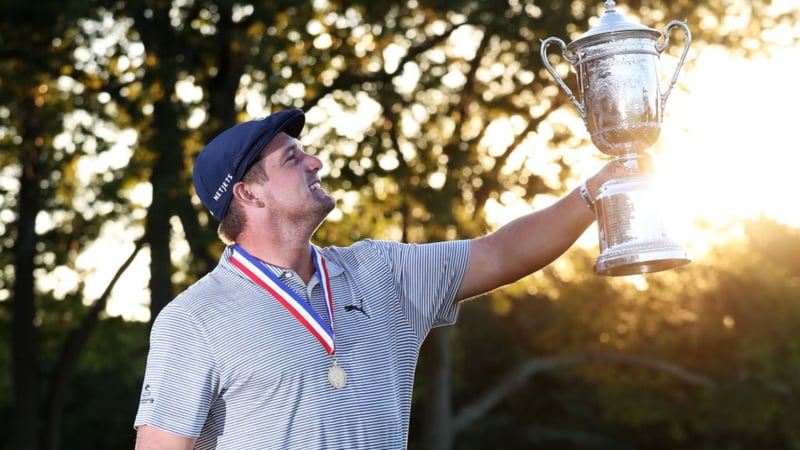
[
  {"xmin": 540, "ymin": 2, "xmax": 690, "ymax": 157},
  {"xmin": 578, "ymin": 36, "xmax": 663, "ymax": 156}
]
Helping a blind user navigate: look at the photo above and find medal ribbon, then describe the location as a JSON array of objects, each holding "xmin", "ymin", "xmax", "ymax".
[{"xmin": 231, "ymin": 244, "xmax": 336, "ymax": 355}]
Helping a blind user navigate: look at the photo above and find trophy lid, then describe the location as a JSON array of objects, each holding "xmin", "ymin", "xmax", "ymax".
[{"xmin": 568, "ymin": 0, "xmax": 660, "ymax": 50}]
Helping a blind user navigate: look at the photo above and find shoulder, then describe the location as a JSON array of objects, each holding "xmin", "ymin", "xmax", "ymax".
[
  {"xmin": 318, "ymin": 239, "xmax": 470, "ymax": 273},
  {"xmin": 154, "ymin": 249, "xmax": 252, "ymax": 327},
  {"xmin": 317, "ymin": 239, "xmax": 407, "ymax": 270}
]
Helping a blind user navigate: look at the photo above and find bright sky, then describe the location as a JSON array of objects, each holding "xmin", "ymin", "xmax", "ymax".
[
  {"xmin": 655, "ymin": 44, "xmax": 800, "ymax": 251},
  {"xmin": 74, "ymin": 34, "xmax": 800, "ymax": 323}
]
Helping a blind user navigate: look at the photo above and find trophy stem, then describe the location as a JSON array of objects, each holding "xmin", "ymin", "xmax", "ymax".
[{"xmin": 615, "ymin": 153, "xmax": 646, "ymax": 176}]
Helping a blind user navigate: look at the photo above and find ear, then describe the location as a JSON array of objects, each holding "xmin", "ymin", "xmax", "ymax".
[{"xmin": 232, "ymin": 182, "xmax": 265, "ymax": 208}]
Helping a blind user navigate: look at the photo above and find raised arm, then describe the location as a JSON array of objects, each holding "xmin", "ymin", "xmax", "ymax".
[{"xmin": 455, "ymin": 160, "xmax": 624, "ymax": 301}]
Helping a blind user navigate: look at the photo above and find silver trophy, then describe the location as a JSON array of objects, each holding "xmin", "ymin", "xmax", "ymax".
[{"xmin": 540, "ymin": 0, "xmax": 691, "ymax": 276}]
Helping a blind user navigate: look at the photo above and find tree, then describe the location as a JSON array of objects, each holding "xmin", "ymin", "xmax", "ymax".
[{"xmin": 0, "ymin": 1, "xmax": 125, "ymax": 448}]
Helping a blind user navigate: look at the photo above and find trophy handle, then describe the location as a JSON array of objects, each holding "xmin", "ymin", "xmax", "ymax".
[
  {"xmin": 539, "ymin": 37, "xmax": 585, "ymax": 119},
  {"xmin": 656, "ymin": 20, "xmax": 692, "ymax": 114}
]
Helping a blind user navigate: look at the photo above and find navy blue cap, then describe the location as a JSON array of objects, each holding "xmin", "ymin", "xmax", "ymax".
[{"xmin": 193, "ymin": 109, "xmax": 305, "ymax": 220}]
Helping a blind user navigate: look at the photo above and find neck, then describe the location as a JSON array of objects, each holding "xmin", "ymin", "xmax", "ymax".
[
  {"xmin": 234, "ymin": 210, "xmax": 326, "ymax": 283},
  {"xmin": 236, "ymin": 239, "xmax": 316, "ymax": 284}
]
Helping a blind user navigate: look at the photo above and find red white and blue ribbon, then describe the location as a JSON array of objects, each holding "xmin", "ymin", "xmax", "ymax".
[{"xmin": 231, "ymin": 244, "xmax": 336, "ymax": 355}]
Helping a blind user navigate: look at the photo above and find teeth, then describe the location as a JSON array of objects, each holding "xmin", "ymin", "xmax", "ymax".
[{"xmin": 310, "ymin": 182, "xmax": 321, "ymax": 190}]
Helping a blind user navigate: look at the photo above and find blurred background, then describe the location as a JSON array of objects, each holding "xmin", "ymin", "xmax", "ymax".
[{"xmin": 2, "ymin": 0, "xmax": 799, "ymax": 449}]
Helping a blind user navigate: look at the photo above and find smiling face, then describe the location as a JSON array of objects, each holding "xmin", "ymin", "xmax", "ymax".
[{"xmin": 244, "ymin": 132, "xmax": 335, "ymax": 235}]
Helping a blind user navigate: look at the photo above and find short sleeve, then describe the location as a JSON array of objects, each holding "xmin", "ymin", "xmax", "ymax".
[
  {"xmin": 134, "ymin": 303, "xmax": 220, "ymax": 438},
  {"xmin": 366, "ymin": 239, "xmax": 470, "ymax": 337}
]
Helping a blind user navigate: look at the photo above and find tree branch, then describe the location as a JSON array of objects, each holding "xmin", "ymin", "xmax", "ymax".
[
  {"xmin": 305, "ymin": 22, "xmax": 465, "ymax": 107},
  {"xmin": 452, "ymin": 350, "xmax": 715, "ymax": 432},
  {"xmin": 42, "ymin": 236, "xmax": 147, "ymax": 450}
]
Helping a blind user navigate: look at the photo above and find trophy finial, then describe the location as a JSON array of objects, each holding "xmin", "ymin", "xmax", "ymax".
[{"xmin": 604, "ymin": 0, "xmax": 616, "ymax": 12}]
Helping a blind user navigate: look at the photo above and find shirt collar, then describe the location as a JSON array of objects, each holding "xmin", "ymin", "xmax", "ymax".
[{"xmin": 223, "ymin": 245, "xmax": 344, "ymax": 279}]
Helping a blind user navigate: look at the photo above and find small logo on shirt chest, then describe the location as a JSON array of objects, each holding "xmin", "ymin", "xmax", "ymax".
[{"xmin": 344, "ymin": 304, "xmax": 369, "ymax": 318}]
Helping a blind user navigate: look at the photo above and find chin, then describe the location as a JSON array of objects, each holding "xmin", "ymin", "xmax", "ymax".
[
  {"xmin": 321, "ymin": 197, "xmax": 336, "ymax": 214},
  {"xmin": 311, "ymin": 196, "xmax": 336, "ymax": 216}
]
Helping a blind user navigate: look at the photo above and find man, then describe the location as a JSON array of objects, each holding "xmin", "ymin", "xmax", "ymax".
[{"xmin": 134, "ymin": 108, "xmax": 623, "ymax": 449}]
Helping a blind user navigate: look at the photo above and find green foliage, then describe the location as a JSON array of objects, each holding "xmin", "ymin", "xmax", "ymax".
[
  {"xmin": 57, "ymin": 317, "xmax": 149, "ymax": 449},
  {"xmin": 436, "ymin": 219, "xmax": 800, "ymax": 449}
]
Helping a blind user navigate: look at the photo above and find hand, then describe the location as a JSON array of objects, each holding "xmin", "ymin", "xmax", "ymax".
[{"xmin": 585, "ymin": 153, "xmax": 654, "ymax": 196}]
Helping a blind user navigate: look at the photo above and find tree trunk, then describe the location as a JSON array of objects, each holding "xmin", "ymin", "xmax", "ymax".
[
  {"xmin": 11, "ymin": 96, "xmax": 43, "ymax": 450},
  {"xmin": 420, "ymin": 327, "xmax": 456, "ymax": 450},
  {"xmin": 135, "ymin": 5, "xmax": 183, "ymax": 323},
  {"xmin": 146, "ymin": 142, "xmax": 177, "ymax": 322}
]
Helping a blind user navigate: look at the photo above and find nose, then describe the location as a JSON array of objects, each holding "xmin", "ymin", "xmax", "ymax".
[{"xmin": 303, "ymin": 151, "xmax": 323, "ymax": 172}]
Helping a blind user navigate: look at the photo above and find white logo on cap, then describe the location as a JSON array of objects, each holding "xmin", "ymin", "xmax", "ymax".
[{"xmin": 213, "ymin": 173, "xmax": 234, "ymax": 201}]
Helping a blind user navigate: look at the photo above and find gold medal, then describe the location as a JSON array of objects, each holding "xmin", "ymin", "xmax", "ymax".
[{"xmin": 327, "ymin": 361, "xmax": 347, "ymax": 389}]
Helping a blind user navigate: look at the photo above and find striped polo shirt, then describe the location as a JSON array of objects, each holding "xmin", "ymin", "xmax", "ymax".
[{"xmin": 134, "ymin": 238, "xmax": 470, "ymax": 449}]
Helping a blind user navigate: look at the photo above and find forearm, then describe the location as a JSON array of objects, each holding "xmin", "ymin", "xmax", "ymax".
[
  {"xmin": 456, "ymin": 161, "xmax": 622, "ymax": 301},
  {"xmin": 492, "ymin": 185, "xmax": 594, "ymax": 274},
  {"xmin": 457, "ymin": 186, "xmax": 594, "ymax": 300}
]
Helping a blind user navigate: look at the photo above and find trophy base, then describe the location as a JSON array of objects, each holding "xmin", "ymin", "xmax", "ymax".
[
  {"xmin": 594, "ymin": 241, "xmax": 690, "ymax": 276},
  {"xmin": 594, "ymin": 175, "xmax": 690, "ymax": 276}
]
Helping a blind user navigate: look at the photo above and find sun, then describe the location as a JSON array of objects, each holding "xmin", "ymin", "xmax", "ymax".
[{"xmin": 652, "ymin": 44, "xmax": 800, "ymax": 254}]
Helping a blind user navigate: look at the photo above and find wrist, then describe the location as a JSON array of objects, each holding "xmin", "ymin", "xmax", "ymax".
[{"xmin": 579, "ymin": 180, "xmax": 596, "ymax": 212}]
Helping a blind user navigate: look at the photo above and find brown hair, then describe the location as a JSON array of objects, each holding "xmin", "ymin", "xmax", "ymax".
[{"xmin": 217, "ymin": 159, "xmax": 268, "ymax": 244}]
